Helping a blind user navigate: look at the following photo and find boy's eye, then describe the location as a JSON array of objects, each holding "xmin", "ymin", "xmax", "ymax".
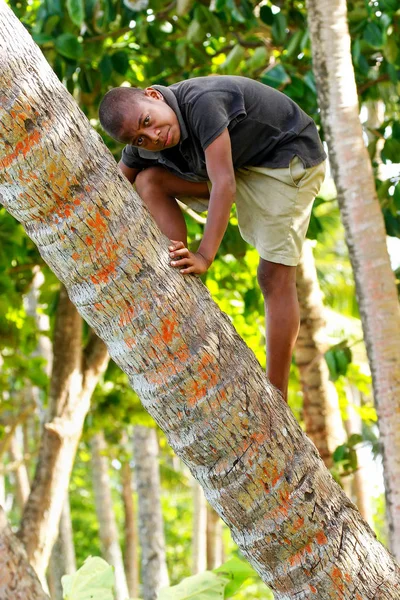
[
  {"xmin": 144, "ymin": 115, "xmax": 150, "ymax": 125},
  {"xmin": 137, "ymin": 136, "xmax": 143, "ymax": 146}
]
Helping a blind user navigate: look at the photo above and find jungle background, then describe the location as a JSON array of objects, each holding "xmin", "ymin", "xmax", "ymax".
[{"xmin": 1, "ymin": 0, "xmax": 399, "ymax": 598}]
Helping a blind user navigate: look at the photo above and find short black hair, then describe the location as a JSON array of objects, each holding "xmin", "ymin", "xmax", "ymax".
[{"xmin": 98, "ymin": 87, "xmax": 146, "ymax": 141}]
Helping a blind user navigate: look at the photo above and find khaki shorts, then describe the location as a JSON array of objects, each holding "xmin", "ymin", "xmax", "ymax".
[{"xmin": 181, "ymin": 156, "xmax": 326, "ymax": 266}]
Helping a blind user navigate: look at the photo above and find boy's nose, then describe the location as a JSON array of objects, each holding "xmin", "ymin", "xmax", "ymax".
[{"xmin": 150, "ymin": 129, "xmax": 161, "ymax": 145}]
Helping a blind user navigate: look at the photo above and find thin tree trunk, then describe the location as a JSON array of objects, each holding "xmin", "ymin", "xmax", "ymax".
[
  {"xmin": 18, "ymin": 286, "xmax": 109, "ymax": 583},
  {"xmin": 0, "ymin": 507, "xmax": 49, "ymax": 600},
  {"xmin": 206, "ymin": 504, "xmax": 223, "ymax": 570},
  {"xmin": 9, "ymin": 430, "xmax": 30, "ymax": 510},
  {"xmin": 1, "ymin": 5, "xmax": 399, "ymax": 595},
  {"xmin": 295, "ymin": 241, "xmax": 347, "ymax": 467},
  {"xmin": 191, "ymin": 477, "xmax": 207, "ymax": 574},
  {"xmin": 306, "ymin": 0, "xmax": 400, "ymax": 558},
  {"xmin": 133, "ymin": 427, "xmax": 169, "ymax": 599},
  {"xmin": 121, "ymin": 456, "xmax": 140, "ymax": 599},
  {"xmin": 91, "ymin": 432, "xmax": 130, "ymax": 600},
  {"xmin": 47, "ymin": 494, "xmax": 76, "ymax": 600},
  {"xmin": 344, "ymin": 384, "xmax": 374, "ymax": 526}
]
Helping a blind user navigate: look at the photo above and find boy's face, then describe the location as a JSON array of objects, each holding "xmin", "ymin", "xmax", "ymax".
[{"xmin": 119, "ymin": 87, "xmax": 181, "ymax": 151}]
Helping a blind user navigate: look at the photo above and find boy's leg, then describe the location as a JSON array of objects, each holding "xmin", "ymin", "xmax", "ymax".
[
  {"xmin": 135, "ymin": 167, "xmax": 209, "ymax": 245},
  {"xmin": 257, "ymin": 259, "xmax": 299, "ymax": 401}
]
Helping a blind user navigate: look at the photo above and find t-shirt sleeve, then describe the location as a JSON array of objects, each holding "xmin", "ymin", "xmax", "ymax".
[
  {"xmin": 188, "ymin": 90, "xmax": 247, "ymax": 151},
  {"xmin": 121, "ymin": 144, "xmax": 157, "ymax": 169}
]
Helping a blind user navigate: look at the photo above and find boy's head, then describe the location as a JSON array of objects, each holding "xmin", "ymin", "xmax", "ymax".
[{"xmin": 98, "ymin": 86, "xmax": 181, "ymax": 151}]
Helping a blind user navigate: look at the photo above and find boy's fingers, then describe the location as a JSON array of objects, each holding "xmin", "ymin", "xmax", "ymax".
[
  {"xmin": 170, "ymin": 248, "xmax": 190, "ymax": 258},
  {"xmin": 169, "ymin": 240, "xmax": 185, "ymax": 250},
  {"xmin": 171, "ymin": 257, "xmax": 192, "ymax": 267},
  {"xmin": 180, "ymin": 266, "xmax": 195, "ymax": 274}
]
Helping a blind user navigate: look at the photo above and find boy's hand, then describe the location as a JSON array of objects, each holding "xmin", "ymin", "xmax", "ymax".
[{"xmin": 169, "ymin": 240, "xmax": 211, "ymax": 275}]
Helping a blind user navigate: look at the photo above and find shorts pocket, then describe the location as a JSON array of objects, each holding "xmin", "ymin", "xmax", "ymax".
[{"xmin": 289, "ymin": 156, "xmax": 307, "ymax": 188}]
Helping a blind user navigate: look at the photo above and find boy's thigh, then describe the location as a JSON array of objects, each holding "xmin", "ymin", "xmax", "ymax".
[
  {"xmin": 136, "ymin": 166, "xmax": 210, "ymax": 200},
  {"xmin": 235, "ymin": 157, "xmax": 326, "ymax": 266}
]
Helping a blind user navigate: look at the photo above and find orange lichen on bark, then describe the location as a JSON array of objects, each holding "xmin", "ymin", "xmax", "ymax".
[
  {"xmin": 187, "ymin": 353, "xmax": 219, "ymax": 407},
  {"xmin": 161, "ymin": 316, "xmax": 178, "ymax": 344},
  {"xmin": 1, "ymin": 129, "xmax": 42, "ymax": 168},
  {"xmin": 315, "ymin": 530, "xmax": 327, "ymax": 545}
]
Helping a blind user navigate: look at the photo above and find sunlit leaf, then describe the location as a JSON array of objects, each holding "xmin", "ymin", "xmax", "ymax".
[{"xmin": 62, "ymin": 557, "xmax": 115, "ymax": 600}]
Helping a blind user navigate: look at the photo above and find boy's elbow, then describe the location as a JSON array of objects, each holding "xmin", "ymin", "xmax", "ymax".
[{"xmin": 214, "ymin": 174, "xmax": 236, "ymax": 197}]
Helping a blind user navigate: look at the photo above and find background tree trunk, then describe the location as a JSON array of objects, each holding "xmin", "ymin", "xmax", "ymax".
[
  {"xmin": 47, "ymin": 494, "xmax": 76, "ymax": 600},
  {"xmin": 133, "ymin": 426, "xmax": 169, "ymax": 599},
  {"xmin": 0, "ymin": 507, "xmax": 49, "ymax": 600},
  {"xmin": 1, "ymin": 4, "xmax": 399, "ymax": 595},
  {"xmin": 306, "ymin": 0, "xmax": 400, "ymax": 559},
  {"xmin": 206, "ymin": 504, "xmax": 224, "ymax": 570},
  {"xmin": 9, "ymin": 431, "xmax": 30, "ymax": 510},
  {"xmin": 17, "ymin": 286, "xmax": 109, "ymax": 582},
  {"xmin": 191, "ymin": 477, "xmax": 207, "ymax": 574},
  {"xmin": 90, "ymin": 432, "xmax": 130, "ymax": 600},
  {"xmin": 296, "ymin": 241, "xmax": 347, "ymax": 468},
  {"xmin": 121, "ymin": 455, "xmax": 140, "ymax": 599}
]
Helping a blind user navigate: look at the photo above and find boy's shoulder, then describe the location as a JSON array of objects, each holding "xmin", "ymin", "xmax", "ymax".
[{"xmin": 168, "ymin": 75, "xmax": 264, "ymax": 105}]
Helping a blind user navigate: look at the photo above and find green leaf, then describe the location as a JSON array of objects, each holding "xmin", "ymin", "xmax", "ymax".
[
  {"xmin": 363, "ymin": 22, "xmax": 384, "ymax": 49},
  {"xmin": 67, "ymin": 0, "xmax": 84, "ymax": 26},
  {"xmin": 33, "ymin": 33, "xmax": 54, "ymax": 45},
  {"xmin": 246, "ymin": 46, "xmax": 268, "ymax": 71},
  {"xmin": 285, "ymin": 30, "xmax": 303, "ymax": 58},
  {"xmin": 214, "ymin": 558, "xmax": 255, "ymax": 597},
  {"xmin": 55, "ymin": 33, "xmax": 83, "ymax": 60},
  {"xmin": 158, "ymin": 570, "xmax": 229, "ymax": 599},
  {"xmin": 259, "ymin": 5, "xmax": 273, "ymax": 25},
  {"xmin": 187, "ymin": 19, "xmax": 204, "ymax": 43},
  {"xmin": 220, "ymin": 44, "xmax": 246, "ymax": 74},
  {"xmin": 61, "ymin": 557, "xmax": 115, "ymax": 600},
  {"xmin": 381, "ymin": 137, "xmax": 400, "ymax": 163},
  {"xmin": 325, "ymin": 349, "xmax": 338, "ymax": 381},
  {"xmin": 348, "ymin": 433, "xmax": 363, "ymax": 447},
  {"xmin": 261, "ymin": 64, "xmax": 290, "ymax": 89},
  {"xmin": 99, "ymin": 55, "xmax": 113, "ymax": 81},
  {"xmin": 333, "ymin": 444, "xmax": 347, "ymax": 463},
  {"xmin": 271, "ymin": 12, "xmax": 287, "ymax": 45},
  {"xmin": 111, "ymin": 52, "xmax": 130, "ymax": 75},
  {"xmin": 226, "ymin": 0, "xmax": 245, "ymax": 23},
  {"xmin": 383, "ymin": 35, "xmax": 399, "ymax": 65},
  {"xmin": 176, "ymin": 41, "xmax": 187, "ymax": 68}
]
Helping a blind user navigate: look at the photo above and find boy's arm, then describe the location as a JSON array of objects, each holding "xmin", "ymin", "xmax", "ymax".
[
  {"xmin": 169, "ymin": 129, "xmax": 236, "ymax": 275},
  {"xmin": 118, "ymin": 160, "xmax": 141, "ymax": 184}
]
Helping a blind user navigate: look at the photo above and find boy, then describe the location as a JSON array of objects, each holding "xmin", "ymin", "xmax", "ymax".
[{"xmin": 99, "ymin": 76, "xmax": 326, "ymax": 400}]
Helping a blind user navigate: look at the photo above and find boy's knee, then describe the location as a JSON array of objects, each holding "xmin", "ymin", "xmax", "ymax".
[
  {"xmin": 135, "ymin": 167, "xmax": 166, "ymax": 198},
  {"xmin": 257, "ymin": 261, "xmax": 296, "ymax": 298}
]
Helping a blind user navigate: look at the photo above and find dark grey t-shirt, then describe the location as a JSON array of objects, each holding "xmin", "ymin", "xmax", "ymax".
[{"xmin": 121, "ymin": 76, "xmax": 326, "ymax": 182}]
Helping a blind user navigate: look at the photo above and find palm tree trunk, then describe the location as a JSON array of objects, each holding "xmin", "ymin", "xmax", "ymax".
[
  {"xmin": 121, "ymin": 456, "xmax": 140, "ymax": 599},
  {"xmin": 295, "ymin": 241, "xmax": 347, "ymax": 467},
  {"xmin": 0, "ymin": 4, "xmax": 399, "ymax": 595},
  {"xmin": 0, "ymin": 506, "xmax": 49, "ymax": 599},
  {"xmin": 191, "ymin": 477, "xmax": 207, "ymax": 574},
  {"xmin": 133, "ymin": 427, "xmax": 169, "ymax": 599},
  {"xmin": 306, "ymin": 0, "xmax": 400, "ymax": 559},
  {"xmin": 90, "ymin": 432, "xmax": 130, "ymax": 600}
]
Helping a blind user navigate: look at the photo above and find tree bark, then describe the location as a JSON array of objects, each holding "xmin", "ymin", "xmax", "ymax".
[
  {"xmin": 121, "ymin": 456, "xmax": 140, "ymax": 599},
  {"xmin": 47, "ymin": 493, "xmax": 76, "ymax": 600},
  {"xmin": 0, "ymin": 507, "xmax": 49, "ymax": 600},
  {"xmin": 133, "ymin": 426, "xmax": 169, "ymax": 599},
  {"xmin": 295, "ymin": 241, "xmax": 347, "ymax": 468},
  {"xmin": 90, "ymin": 431, "xmax": 130, "ymax": 600},
  {"xmin": 0, "ymin": 4, "xmax": 399, "ymax": 595},
  {"xmin": 9, "ymin": 430, "xmax": 30, "ymax": 510},
  {"xmin": 306, "ymin": 0, "xmax": 400, "ymax": 559},
  {"xmin": 17, "ymin": 286, "xmax": 109, "ymax": 583},
  {"xmin": 191, "ymin": 477, "xmax": 207, "ymax": 574}
]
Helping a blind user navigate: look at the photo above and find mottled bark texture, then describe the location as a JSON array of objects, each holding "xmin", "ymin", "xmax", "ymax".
[
  {"xmin": 17, "ymin": 285, "xmax": 109, "ymax": 583},
  {"xmin": 133, "ymin": 427, "xmax": 169, "ymax": 599},
  {"xmin": 90, "ymin": 432, "xmax": 130, "ymax": 600},
  {"xmin": 207, "ymin": 504, "xmax": 224, "ymax": 570},
  {"xmin": 0, "ymin": 3, "xmax": 399, "ymax": 596},
  {"xmin": 306, "ymin": 0, "xmax": 400, "ymax": 559},
  {"xmin": 0, "ymin": 507, "xmax": 49, "ymax": 600},
  {"xmin": 295, "ymin": 241, "xmax": 347, "ymax": 468}
]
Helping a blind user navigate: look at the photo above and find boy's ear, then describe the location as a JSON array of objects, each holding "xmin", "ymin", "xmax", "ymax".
[{"xmin": 144, "ymin": 87, "xmax": 164, "ymax": 101}]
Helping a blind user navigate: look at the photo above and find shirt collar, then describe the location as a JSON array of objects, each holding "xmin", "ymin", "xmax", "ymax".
[{"xmin": 152, "ymin": 84, "xmax": 188, "ymax": 144}]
